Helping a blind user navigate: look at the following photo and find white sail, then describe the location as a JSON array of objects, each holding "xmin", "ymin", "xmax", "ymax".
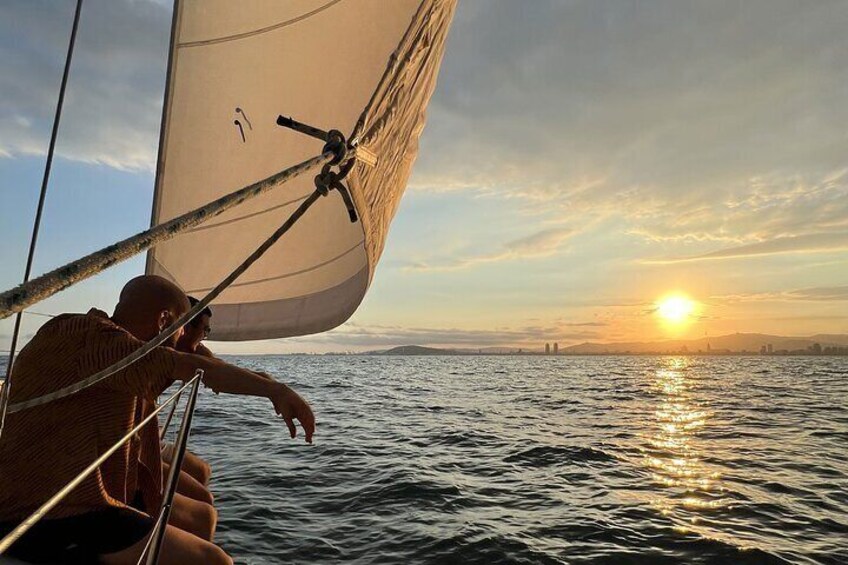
[{"xmin": 146, "ymin": 0, "xmax": 456, "ymax": 340}]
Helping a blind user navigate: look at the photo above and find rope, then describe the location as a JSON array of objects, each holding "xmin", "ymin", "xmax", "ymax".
[
  {"xmin": 0, "ymin": 151, "xmax": 333, "ymax": 321},
  {"xmin": 0, "ymin": 373, "xmax": 202, "ymax": 555},
  {"xmin": 6, "ymin": 185, "xmax": 332, "ymax": 414},
  {"xmin": 1, "ymin": 0, "xmax": 84, "ymax": 438}
]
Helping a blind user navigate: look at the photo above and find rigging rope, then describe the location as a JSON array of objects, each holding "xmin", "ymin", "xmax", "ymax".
[
  {"xmin": 0, "ymin": 0, "xmax": 84, "ymax": 438},
  {"xmin": 0, "ymin": 151, "xmax": 333, "ymax": 322}
]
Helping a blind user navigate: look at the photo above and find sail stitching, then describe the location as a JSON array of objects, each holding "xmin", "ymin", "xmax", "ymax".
[
  {"xmin": 186, "ymin": 240, "xmax": 365, "ymax": 294},
  {"xmin": 179, "ymin": 0, "xmax": 344, "ymax": 48},
  {"xmin": 187, "ymin": 194, "xmax": 310, "ymax": 234}
]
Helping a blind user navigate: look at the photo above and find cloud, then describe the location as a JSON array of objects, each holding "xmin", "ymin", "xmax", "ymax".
[
  {"xmin": 406, "ymin": 227, "xmax": 574, "ymax": 271},
  {"xmin": 3, "ymin": 0, "xmax": 846, "ymax": 252},
  {"xmin": 647, "ymin": 232, "xmax": 848, "ymax": 263},
  {"xmin": 713, "ymin": 285, "xmax": 848, "ymax": 303},
  {"xmin": 787, "ymin": 286, "xmax": 848, "ymax": 301},
  {"xmin": 0, "ymin": 0, "xmax": 171, "ymax": 170},
  {"xmin": 627, "ymin": 170, "xmax": 848, "ymax": 247},
  {"xmin": 412, "ymin": 0, "xmax": 848, "ymax": 246}
]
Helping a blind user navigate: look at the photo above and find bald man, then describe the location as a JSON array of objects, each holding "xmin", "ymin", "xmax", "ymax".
[{"xmin": 0, "ymin": 275, "xmax": 314, "ymax": 564}]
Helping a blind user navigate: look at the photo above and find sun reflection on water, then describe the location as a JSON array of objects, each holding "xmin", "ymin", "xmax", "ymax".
[{"xmin": 643, "ymin": 357, "xmax": 725, "ymax": 520}]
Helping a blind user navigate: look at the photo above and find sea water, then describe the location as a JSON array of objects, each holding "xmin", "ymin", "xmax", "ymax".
[{"xmin": 181, "ymin": 355, "xmax": 847, "ymax": 564}]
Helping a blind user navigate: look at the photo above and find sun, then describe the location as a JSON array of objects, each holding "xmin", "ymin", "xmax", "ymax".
[{"xmin": 656, "ymin": 294, "xmax": 696, "ymax": 325}]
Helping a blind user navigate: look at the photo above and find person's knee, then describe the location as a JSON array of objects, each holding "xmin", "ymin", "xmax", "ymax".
[
  {"xmin": 184, "ymin": 500, "xmax": 218, "ymax": 542},
  {"xmin": 199, "ymin": 501, "xmax": 218, "ymax": 540},
  {"xmin": 198, "ymin": 484, "xmax": 214, "ymax": 506},
  {"xmin": 178, "ymin": 469, "xmax": 214, "ymax": 505},
  {"xmin": 173, "ymin": 496, "xmax": 218, "ymax": 541},
  {"xmin": 199, "ymin": 541, "xmax": 232, "ymax": 565},
  {"xmin": 195, "ymin": 459, "xmax": 212, "ymax": 485},
  {"xmin": 183, "ymin": 451, "xmax": 212, "ymax": 485}
]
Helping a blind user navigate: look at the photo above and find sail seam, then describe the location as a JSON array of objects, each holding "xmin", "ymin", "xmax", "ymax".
[
  {"xmin": 208, "ymin": 266, "xmax": 369, "ymax": 341},
  {"xmin": 186, "ymin": 194, "xmax": 310, "ymax": 234},
  {"xmin": 178, "ymin": 0, "xmax": 344, "ymax": 48},
  {"xmin": 186, "ymin": 240, "xmax": 365, "ymax": 293}
]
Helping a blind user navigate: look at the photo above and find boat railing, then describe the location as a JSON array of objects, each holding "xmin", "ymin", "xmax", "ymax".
[
  {"xmin": 141, "ymin": 371, "xmax": 202, "ymax": 564},
  {"xmin": 159, "ymin": 389, "xmax": 183, "ymax": 442},
  {"xmin": 0, "ymin": 371, "xmax": 204, "ymax": 565}
]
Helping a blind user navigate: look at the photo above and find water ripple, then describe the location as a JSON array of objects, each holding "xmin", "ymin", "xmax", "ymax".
[{"xmin": 182, "ymin": 355, "xmax": 848, "ymax": 564}]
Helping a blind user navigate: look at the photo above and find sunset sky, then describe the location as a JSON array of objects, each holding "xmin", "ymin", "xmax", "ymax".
[{"xmin": 2, "ymin": 0, "xmax": 847, "ymax": 353}]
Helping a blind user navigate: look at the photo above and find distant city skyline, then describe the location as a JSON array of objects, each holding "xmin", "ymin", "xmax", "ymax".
[{"xmin": 1, "ymin": 0, "xmax": 847, "ymax": 354}]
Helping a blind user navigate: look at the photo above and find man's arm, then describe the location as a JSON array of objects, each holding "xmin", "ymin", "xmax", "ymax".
[
  {"xmin": 191, "ymin": 343, "xmax": 274, "ymax": 382},
  {"xmin": 172, "ymin": 352, "xmax": 314, "ymax": 443}
]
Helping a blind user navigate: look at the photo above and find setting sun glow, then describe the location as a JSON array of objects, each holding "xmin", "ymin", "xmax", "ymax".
[{"xmin": 656, "ymin": 295, "xmax": 696, "ymax": 326}]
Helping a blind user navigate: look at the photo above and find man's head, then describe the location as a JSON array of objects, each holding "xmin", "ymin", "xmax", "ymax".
[
  {"xmin": 112, "ymin": 275, "xmax": 190, "ymax": 346},
  {"xmin": 177, "ymin": 296, "xmax": 212, "ymax": 353}
]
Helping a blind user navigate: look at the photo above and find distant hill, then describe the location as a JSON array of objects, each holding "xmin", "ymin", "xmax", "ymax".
[
  {"xmin": 809, "ymin": 334, "xmax": 848, "ymax": 346},
  {"xmin": 563, "ymin": 333, "xmax": 848, "ymax": 354},
  {"xmin": 362, "ymin": 333, "xmax": 848, "ymax": 356},
  {"xmin": 376, "ymin": 345, "xmax": 461, "ymax": 355},
  {"xmin": 370, "ymin": 345, "xmax": 539, "ymax": 355},
  {"xmin": 457, "ymin": 346, "xmax": 532, "ymax": 354}
]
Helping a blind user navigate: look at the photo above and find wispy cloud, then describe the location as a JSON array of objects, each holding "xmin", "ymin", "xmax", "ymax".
[
  {"xmin": 712, "ymin": 285, "xmax": 848, "ymax": 303},
  {"xmin": 412, "ymin": 1, "xmax": 848, "ymax": 249},
  {"xmin": 646, "ymin": 232, "xmax": 848, "ymax": 264},
  {"xmin": 788, "ymin": 286, "xmax": 848, "ymax": 301},
  {"xmin": 406, "ymin": 227, "xmax": 574, "ymax": 272},
  {"xmin": 0, "ymin": 0, "xmax": 170, "ymax": 170}
]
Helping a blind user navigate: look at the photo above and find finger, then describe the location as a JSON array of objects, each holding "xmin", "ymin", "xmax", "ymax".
[
  {"xmin": 300, "ymin": 412, "xmax": 315, "ymax": 444},
  {"xmin": 284, "ymin": 416, "xmax": 296, "ymax": 439}
]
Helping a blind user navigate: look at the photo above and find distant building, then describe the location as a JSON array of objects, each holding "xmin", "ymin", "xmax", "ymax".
[
  {"xmin": 760, "ymin": 345, "xmax": 767, "ymax": 355},
  {"xmin": 545, "ymin": 343, "xmax": 550, "ymax": 355},
  {"xmin": 767, "ymin": 344, "xmax": 773, "ymax": 354},
  {"xmin": 553, "ymin": 343, "xmax": 559, "ymax": 355}
]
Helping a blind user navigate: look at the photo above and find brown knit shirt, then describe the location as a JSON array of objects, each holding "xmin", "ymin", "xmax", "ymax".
[{"xmin": 0, "ymin": 309, "xmax": 175, "ymax": 521}]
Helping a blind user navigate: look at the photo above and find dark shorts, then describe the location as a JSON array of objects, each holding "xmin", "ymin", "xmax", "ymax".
[{"xmin": 0, "ymin": 507, "xmax": 153, "ymax": 564}]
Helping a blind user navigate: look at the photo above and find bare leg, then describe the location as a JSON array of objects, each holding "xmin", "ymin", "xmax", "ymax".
[
  {"xmin": 168, "ymin": 493, "xmax": 217, "ymax": 542},
  {"xmin": 99, "ymin": 522, "xmax": 231, "ymax": 565},
  {"xmin": 163, "ymin": 463, "xmax": 214, "ymax": 505},
  {"xmin": 162, "ymin": 444, "xmax": 212, "ymax": 486}
]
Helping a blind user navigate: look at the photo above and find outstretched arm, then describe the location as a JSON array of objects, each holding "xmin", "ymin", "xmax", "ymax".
[
  {"xmin": 190, "ymin": 343, "xmax": 274, "ymax": 382},
  {"xmin": 172, "ymin": 351, "xmax": 314, "ymax": 443}
]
